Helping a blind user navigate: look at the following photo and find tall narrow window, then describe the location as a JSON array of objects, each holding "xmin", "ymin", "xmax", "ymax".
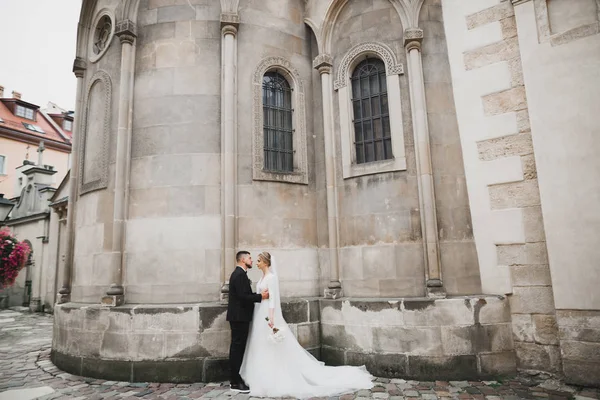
[
  {"xmin": 262, "ymin": 72, "xmax": 293, "ymax": 173},
  {"xmin": 351, "ymin": 58, "xmax": 392, "ymax": 164},
  {"xmin": 0, "ymin": 155, "xmax": 6, "ymax": 174}
]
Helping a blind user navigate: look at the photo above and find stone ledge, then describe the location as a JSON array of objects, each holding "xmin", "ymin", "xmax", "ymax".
[
  {"xmin": 321, "ymin": 346, "xmax": 515, "ymax": 380},
  {"xmin": 52, "ymin": 296, "xmax": 512, "ymax": 382},
  {"xmin": 50, "ymin": 347, "xmax": 322, "ymax": 383}
]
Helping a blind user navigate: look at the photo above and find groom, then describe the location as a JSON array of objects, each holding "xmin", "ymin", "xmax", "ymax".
[{"xmin": 226, "ymin": 250, "xmax": 268, "ymax": 393}]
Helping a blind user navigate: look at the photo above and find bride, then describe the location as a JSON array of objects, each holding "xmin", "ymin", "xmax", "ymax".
[{"xmin": 239, "ymin": 251, "xmax": 374, "ymax": 398}]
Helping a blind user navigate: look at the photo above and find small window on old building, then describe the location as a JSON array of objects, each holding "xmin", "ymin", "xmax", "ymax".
[{"xmin": 15, "ymin": 105, "xmax": 34, "ymax": 120}]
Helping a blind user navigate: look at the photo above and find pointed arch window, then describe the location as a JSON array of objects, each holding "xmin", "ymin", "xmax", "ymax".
[
  {"xmin": 262, "ymin": 72, "xmax": 294, "ymax": 173},
  {"xmin": 351, "ymin": 58, "xmax": 392, "ymax": 164}
]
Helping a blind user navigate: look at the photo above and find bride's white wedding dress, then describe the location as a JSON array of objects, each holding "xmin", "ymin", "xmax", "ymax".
[{"xmin": 239, "ymin": 260, "xmax": 374, "ymax": 399}]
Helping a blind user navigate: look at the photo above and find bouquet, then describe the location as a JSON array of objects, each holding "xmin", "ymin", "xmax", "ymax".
[
  {"xmin": 0, "ymin": 228, "xmax": 30, "ymax": 288},
  {"xmin": 265, "ymin": 317, "xmax": 285, "ymax": 343}
]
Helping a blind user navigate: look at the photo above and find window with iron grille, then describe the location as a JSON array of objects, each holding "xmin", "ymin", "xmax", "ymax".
[
  {"xmin": 351, "ymin": 58, "xmax": 392, "ymax": 164},
  {"xmin": 262, "ymin": 72, "xmax": 293, "ymax": 173}
]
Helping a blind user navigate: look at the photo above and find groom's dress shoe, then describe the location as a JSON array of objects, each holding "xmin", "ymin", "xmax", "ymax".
[{"xmin": 230, "ymin": 383, "xmax": 250, "ymax": 394}]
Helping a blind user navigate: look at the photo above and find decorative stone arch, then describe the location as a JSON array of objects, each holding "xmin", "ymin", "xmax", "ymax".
[
  {"xmin": 79, "ymin": 70, "xmax": 112, "ymax": 194},
  {"xmin": 319, "ymin": 0, "xmax": 423, "ymax": 54},
  {"xmin": 252, "ymin": 57, "xmax": 309, "ymax": 185},
  {"xmin": 335, "ymin": 42, "xmax": 407, "ymax": 178},
  {"xmin": 333, "ymin": 42, "xmax": 404, "ymax": 90}
]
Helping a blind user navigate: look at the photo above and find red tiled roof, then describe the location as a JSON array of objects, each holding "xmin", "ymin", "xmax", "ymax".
[{"xmin": 0, "ymin": 99, "xmax": 71, "ymax": 147}]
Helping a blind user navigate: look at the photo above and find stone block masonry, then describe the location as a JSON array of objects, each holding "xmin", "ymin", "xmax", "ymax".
[
  {"xmin": 445, "ymin": 0, "xmax": 559, "ymax": 374},
  {"xmin": 464, "ymin": 1, "xmax": 561, "ymax": 373}
]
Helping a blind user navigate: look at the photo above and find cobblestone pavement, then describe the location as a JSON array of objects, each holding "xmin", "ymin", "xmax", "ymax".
[{"xmin": 0, "ymin": 309, "xmax": 598, "ymax": 400}]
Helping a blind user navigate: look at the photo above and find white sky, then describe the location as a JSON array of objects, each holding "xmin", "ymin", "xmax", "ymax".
[{"xmin": 0, "ymin": 1, "xmax": 82, "ymax": 111}]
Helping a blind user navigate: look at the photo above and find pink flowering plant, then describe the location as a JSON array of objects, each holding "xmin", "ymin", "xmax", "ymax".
[{"xmin": 0, "ymin": 228, "xmax": 30, "ymax": 288}]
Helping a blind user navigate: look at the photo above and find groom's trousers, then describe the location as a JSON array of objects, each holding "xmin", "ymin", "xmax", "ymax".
[{"xmin": 229, "ymin": 321, "xmax": 250, "ymax": 385}]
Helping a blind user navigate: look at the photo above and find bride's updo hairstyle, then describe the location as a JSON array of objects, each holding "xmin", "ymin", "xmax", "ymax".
[{"xmin": 258, "ymin": 251, "xmax": 271, "ymax": 266}]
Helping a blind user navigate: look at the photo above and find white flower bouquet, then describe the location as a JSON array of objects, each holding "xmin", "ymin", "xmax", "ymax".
[{"xmin": 265, "ymin": 317, "xmax": 285, "ymax": 343}]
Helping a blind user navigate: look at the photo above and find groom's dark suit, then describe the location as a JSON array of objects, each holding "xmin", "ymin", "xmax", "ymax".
[{"xmin": 227, "ymin": 266, "xmax": 262, "ymax": 386}]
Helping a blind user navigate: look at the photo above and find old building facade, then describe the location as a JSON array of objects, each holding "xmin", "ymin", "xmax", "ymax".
[
  {"xmin": 0, "ymin": 89, "xmax": 72, "ymax": 199},
  {"xmin": 51, "ymin": 0, "xmax": 600, "ymax": 386}
]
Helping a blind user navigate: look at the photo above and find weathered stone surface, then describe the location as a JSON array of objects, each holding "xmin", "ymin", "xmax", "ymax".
[
  {"xmin": 561, "ymin": 340, "xmax": 600, "ymax": 361},
  {"xmin": 489, "ymin": 179, "xmax": 542, "ymax": 209},
  {"xmin": 562, "ymin": 359, "xmax": 600, "ymax": 387},
  {"xmin": 482, "ymin": 86, "xmax": 528, "ymax": 116},
  {"xmin": 532, "ymin": 314, "xmax": 559, "ymax": 345},
  {"xmin": 296, "ymin": 322, "xmax": 319, "ymax": 348},
  {"xmin": 514, "ymin": 342, "xmax": 562, "ymax": 373},
  {"xmin": 346, "ymin": 351, "xmax": 408, "ymax": 378},
  {"xmin": 510, "ymin": 265, "xmax": 552, "ymax": 287},
  {"xmin": 464, "ymin": 38, "xmax": 519, "ymax": 70},
  {"xmin": 500, "ymin": 17, "xmax": 518, "ymax": 39},
  {"xmin": 479, "ymin": 351, "xmax": 517, "ymax": 376},
  {"xmin": 407, "ymin": 355, "xmax": 478, "ymax": 380},
  {"xmin": 478, "ymin": 297, "xmax": 512, "ymax": 324},
  {"xmin": 509, "ymin": 286, "xmax": 556, "ymax": 314},
  {"xmin": 497, "ymin": 242, "xmax": 549, "ymax": 266},
  {"xmin": 477, "ymin": 133, "xmax": 534, "ymax": 161},
  {"xmin": 511, "ymin": 313, "xmax": 535, "ymax": 343},
  {"xmin": 280, "ymin": 300, "xmax": 309, "ymax": 324},
  {"xmin": 465, "ymin": 2, "xmax": 515, "ymax": 30}
]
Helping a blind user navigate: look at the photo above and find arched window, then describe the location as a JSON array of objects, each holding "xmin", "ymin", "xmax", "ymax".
[
  {"xmin": 351, "ymin": 58, "xmax": 392, "ymax": 164},
  {"xmin": 262, "ymin": 72, "xmax": 293, "ymax": 173}
]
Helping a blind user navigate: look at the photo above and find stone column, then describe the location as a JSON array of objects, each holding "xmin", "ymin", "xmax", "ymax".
[
  {"xmin": 103, "ymin": 20, "xmax": 137, "ymax": 307},
  {"xmin": 220, "ymin": 13, "xmax": 239, "ymax": 302},
  {"xmin": 313, "ymin": 54, "xmax": 342, "ymax": 299},
  {"xmin": 405, "ymin": 28, "xmax": 445, "ymax": 298},
  {"xmin": 57, "ymin": 57, "xmax": 86, "ymax": 304}
]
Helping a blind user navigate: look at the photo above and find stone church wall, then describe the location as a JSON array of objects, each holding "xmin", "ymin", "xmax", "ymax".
[
  {"xmin": 127, "ymin": 0, "xmax": 224, "ymax": 303},
  {"xmin": 331, "ymin": 1, "xmax": 424, "ymax": 298},
  {"xmin": 419, "ymin": 0, "xmax": 481, "ymax": 296},
  {"xmin": 236, "ymin": 0, "xmax": 321, "ymax": 298},
  {"xmin": 72, "ymin": 0, "xmax": 123, "ymax": 304}
]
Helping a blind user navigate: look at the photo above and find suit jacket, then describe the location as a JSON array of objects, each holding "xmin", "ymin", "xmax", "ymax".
[{"xmin": 226, "ymin": 266, "xmax": 262, "ymax": 322}]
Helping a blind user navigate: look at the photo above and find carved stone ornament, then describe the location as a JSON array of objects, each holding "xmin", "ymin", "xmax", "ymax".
[
  {"xmin": 72, "ymin": 57, "xmax": 87, "ymax": 79},
  {"xmin": 334, "ymin": 42, "xmax": 404, "ymax": 90},
  {"xmin": 79, "ymin": 70, "xmax": 111, "ymax": 195},
  {"xmin": 252, "ymin": 57, "xmax": 308, "ymax": 185},
  {"xmin": 313, "ymin": 53, "xmax": 333, "ymax": 74},
  {"xmin": 116, "ymin": 19, "xmax": 137, "ymax": 45},
  {"xmin": 220, "ymin": 12, "xmax": 240, "ymax": 28},
  {"xmin": 89, "ymin": 9, "xmax": 115, "ymax": 63},
  {"xmin": 404, "ymin": 28, "xmax": 424, "ymax": 41}
]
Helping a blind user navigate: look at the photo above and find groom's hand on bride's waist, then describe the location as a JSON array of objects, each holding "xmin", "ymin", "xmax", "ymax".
[{"xmin": 261, "ymin": 289, "xmax": 269, "ymax": 300}]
